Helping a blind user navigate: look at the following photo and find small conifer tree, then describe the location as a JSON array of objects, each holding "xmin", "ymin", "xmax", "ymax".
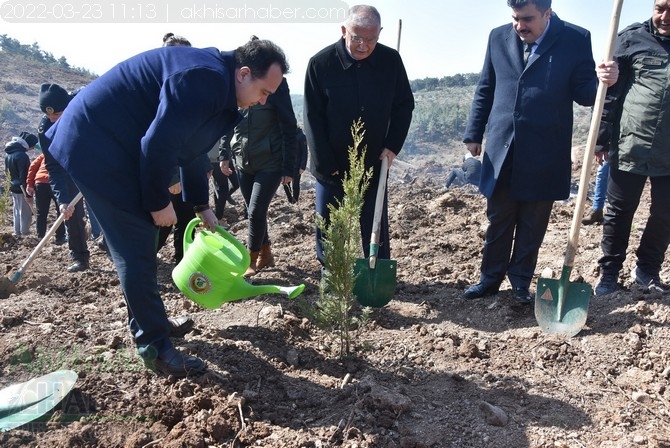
[{"xmin": 306, "ymin": 118, "xmax": 373, "ymax": 358}]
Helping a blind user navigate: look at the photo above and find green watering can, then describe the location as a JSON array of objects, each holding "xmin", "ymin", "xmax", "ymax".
[{"xmin": 172, "ymin": 218, "xmax": 305, "ymax": 309}]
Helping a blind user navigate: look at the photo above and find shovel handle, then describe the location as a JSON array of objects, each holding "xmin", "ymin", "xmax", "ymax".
[
  {"xmin": 369, "ymin": 157, "xmax": 389, "ymax": 269},
  {"xmin": 563, "ymin": 0, "xmax": 623, "ymax": 268},
  {"xmin": 11, "ymin": 192, "xmax": 83, "ymax": 284}
]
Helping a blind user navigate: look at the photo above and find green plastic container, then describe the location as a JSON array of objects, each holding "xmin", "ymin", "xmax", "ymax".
[{"xmin": 172, "ymin": 218, "xmax": 305, "ymax": 308}]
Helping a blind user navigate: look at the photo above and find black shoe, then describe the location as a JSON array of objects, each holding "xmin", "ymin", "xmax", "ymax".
[
  {"xmin": 463, "ymin": 282, "xmax": 500, "ymax": 299},
  {"xmin": 227, "ymin": 196, "xmax": 237, "ymax": 206},
  {"xmin": 67, "ymin": 260, "xmax": 89, "ymax": 273},
  {"xmin": 168, "ymin": 316, "xmax": 195, "ymax": 338},
  {"xmin": 144, "ymin": 347, "xmax": 207, "ymax": 377},
  {"xmin": 631, "ymin": 267, "xmax": 668, "ymax": 293},
  {"xmin": 514, "ymin": 287, "xmax": 534, "ymax": 304},
  {"xmin": 53, "ymin": 237, "xmax": 67, "ymax": 245}
]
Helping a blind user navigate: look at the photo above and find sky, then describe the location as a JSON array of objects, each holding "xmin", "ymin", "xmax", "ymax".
[{"xmin": 0, "ymin": 0, "xmax": 653, "ymax": 94}]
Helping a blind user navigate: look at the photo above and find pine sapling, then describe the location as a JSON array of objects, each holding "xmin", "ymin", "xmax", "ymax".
[{"xmin": 309, "ymin": 118, "xmax": 372, "ymax": 358}]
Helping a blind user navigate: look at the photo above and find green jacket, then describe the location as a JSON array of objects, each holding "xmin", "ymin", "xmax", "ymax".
[{"xmin": 598, "ymin": 19, "xmax": 670, "ymax": 176}]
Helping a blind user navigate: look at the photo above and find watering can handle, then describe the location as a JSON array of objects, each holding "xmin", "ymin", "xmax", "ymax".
[{"xmin": 182, "ymin": 218, "xmax": 250, "ymax": 268}]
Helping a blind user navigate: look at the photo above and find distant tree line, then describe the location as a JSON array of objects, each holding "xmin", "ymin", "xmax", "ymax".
[
  {"xmin": 0, "ymin": 34, "xmax": 95, "ymax": 76},
  {"xmin": 410, "ymin": 73, "xmax": 480, "ymax": 92}
]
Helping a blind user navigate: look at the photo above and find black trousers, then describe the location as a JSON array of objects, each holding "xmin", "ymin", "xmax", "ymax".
[
  {"xmin": 34, "ymin": 183, "xmax": 66, "ymax": 240},
  {"xmin": 479, "ymin": 165, "xmax": 553, "ymax": 290},
  {"xmin": 599, "ymin": 168, "xmax": 670, "ymax": 276},
  {"xmin": 156, "ymin": 193, "xmax": 195, "ymax": 262},
  {"xmin": 210, "ymin": 162, "xmax": 229, "ymax": 220}
]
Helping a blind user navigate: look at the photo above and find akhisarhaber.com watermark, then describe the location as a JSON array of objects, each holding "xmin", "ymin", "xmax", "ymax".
[{"xmin": 177, "ymin": 2, "xmax": 348, "ymax": 22}]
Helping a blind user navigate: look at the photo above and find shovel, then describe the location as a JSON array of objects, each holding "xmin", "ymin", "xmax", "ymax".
[
  {"xmin": 0, "ymin": 192, "xmax": 83, "ymax": 299},
  {"xmin": 0, "ymin": 370, "xmax": 78, "ymax": 431},
  {"xmin": 354, "ymin": 157, "xmax": 397, "ymax": 307},
  {"xmin": 535, "ymin": 0, "xmax": 623, "ymax": 337}
]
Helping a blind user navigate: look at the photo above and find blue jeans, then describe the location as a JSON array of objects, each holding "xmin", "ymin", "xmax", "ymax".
[
  {"xmin": 593, "ymin": 162, "xmax": 610, "ymax": 211},
  {"xmin": 445, "ymin": 168, "xmax": 466, "ymax": 188},
  {"xmin": 315, "ymin": 172, "xmax": 390, "ymax": 266},
  {"xmin": 238, "ymin": 170, "xmax": 281, "ymax": 252}
]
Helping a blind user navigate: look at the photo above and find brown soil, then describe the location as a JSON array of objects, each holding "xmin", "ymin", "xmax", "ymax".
[{"xmin": 1, "ymin": 159, "xmax": 670, "ymax": 448}]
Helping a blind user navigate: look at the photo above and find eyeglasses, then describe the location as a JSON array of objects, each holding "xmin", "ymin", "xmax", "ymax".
[{"xmin": 346, "ymin": 30, "xmax": 379, "ymax": 45}]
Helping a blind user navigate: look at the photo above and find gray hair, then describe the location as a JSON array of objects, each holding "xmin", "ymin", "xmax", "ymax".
[{"xmin": 344, "ymin": 5, "xmax": 381, "ymax": 29}]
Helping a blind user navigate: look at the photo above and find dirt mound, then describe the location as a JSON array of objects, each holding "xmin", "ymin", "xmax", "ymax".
[{"xmin": 1, "ymin": 169, "xmax": 669, "ymax": 447}]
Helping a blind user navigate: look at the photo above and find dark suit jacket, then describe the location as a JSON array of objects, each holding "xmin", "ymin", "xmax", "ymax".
[{"xmin": 463, "ymin": 13, "xmax": 598, "ymax": 201}]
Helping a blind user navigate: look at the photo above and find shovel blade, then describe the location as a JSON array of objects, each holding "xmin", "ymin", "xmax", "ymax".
[
  {"xmin": 0, "ymin": 370, "xmax": 78, "ymax": 431},
  {"xmin": 353, "ymin": 258, "xmax": 397, "ymax": 308},
  {"xmin": 535, "ymin": 277, "xmax": 592, "ymax": 337}
]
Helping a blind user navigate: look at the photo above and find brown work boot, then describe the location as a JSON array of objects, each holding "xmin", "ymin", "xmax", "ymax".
[
  {"xmin": 257, "ymin": 243, "xmax": 275, "ymax": 270},
  {"xmin": 581, "ymin": 208, "xmax": 603, "ymax": 225},
  {"xmin": 244, "ymin": 251, "xmax": 259, "ymax": 277}
]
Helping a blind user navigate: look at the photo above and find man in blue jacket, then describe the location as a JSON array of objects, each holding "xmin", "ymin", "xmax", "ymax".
[
  {"xmin": 47, "ymin": 38, "xmax": 288, "ymax": 377},
  {"xmin": 462, "ymin": 0, "xmax": 618, "ymax": 304}
]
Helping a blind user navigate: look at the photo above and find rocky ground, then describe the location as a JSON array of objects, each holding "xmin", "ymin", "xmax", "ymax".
[{"xmin": 0, "ymin": 157, "xmax": 669, "ymax": 448}]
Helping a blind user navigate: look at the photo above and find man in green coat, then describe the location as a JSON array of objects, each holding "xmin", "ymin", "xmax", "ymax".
[{"xmin": 594, "ymin": 0, "xmax": 670, "ymax": 295}]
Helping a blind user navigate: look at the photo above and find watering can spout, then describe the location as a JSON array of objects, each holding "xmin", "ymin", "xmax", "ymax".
[
  {"xmin": 172, "ymin": 219, "xmax": 305, "ymax": 309},
  {"xmin": 219, "ymin": 281, "xmax": 306, "ymax": 303}
]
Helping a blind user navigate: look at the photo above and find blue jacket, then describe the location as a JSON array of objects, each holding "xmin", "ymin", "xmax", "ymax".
[
  {"xmin": 47, "ymin": 46, "xmax": 241, "ymax": 212},
  {"xmin": 4, "ymin": 140, "xmax": 30, "ymax": 194},
  {"xmin": 463, "ymin": 14, "xmax": 598, "ymax": 200}
]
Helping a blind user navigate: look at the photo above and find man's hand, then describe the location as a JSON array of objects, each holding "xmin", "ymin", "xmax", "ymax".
[
  {"xmin": 597, "ymin": 60, "xmax": 619, "ymax": 87},
  {"xmin": 281, "ymin": 175, "xmax": 293, "ymax": 185},
  {"xmin": 380, "ymin": 148, "xmax": 396, "ymax": 166},
  {"xmin": 466, "ymin": 142, "xmax": 482, "ymax": 157},
  {"xmin": 196, "ymin": 208, "xmax": 218, "ymax": 232},
  {"xmin": 219, "ymin": 160, "xmax": 232, "ymax": 176},
  {"xmin": 595, "ymin": 151, "xmax": 609, "ymax": 165},
  {"xmin": 168, "ymin": 182, "xmax": 182, "ymax": 195},
  {"xmin": 59, "ymin": 202, "xmax": 74, "ymax": 219},
  {"xmin": 151, "ymin": 202, "xmax": 177, "ymax": 227}
]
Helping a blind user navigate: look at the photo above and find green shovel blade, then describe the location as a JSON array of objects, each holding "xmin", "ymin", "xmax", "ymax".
[
  {"xmin": 353, "ymin": 258, "xmax": 397, "ymax": 308},
  {"xmin": 0, "ymin": 370, "xmax": 78, "ymax": 432},
  {"xmin": 535, "ymin": 276, "xmax": 592, "ymax": 337}
]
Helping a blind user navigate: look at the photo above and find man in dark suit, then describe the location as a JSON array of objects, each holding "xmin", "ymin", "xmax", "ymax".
[{"xmin": 462, "ymin": 0, "xmax": 618, "ymax": 304}]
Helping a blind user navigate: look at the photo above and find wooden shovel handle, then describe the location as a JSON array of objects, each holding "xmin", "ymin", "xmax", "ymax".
[
  {"xmin": 369, "ymin": 157, "xmax": 389, "ymax": 269},
  {"xmin": 563, "ymin": 0, "xmax": 623, "ymax": 268},
  {"xmin": 11, "ymin": 192, "xmax": 83, "ymax": 284}
]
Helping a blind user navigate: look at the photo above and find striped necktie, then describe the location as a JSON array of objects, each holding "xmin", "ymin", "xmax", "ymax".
[{"xmin": 524, "ymin": 42, "xmax": 535, "ymax": 65}]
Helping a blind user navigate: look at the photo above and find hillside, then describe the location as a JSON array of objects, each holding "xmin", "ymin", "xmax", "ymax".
[{"xmin": 0, "ymin": 39, "xmax": 96, "ymax": 146}]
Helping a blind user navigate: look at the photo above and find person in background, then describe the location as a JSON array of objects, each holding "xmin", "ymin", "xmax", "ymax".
[
  {"xmin": 223, "ymin": 37, "xmax": 298, "ymax": 277},
  {"xmin": 582, "ymin": 161, "xmax": 609, "ymax": 225},
  {"xmin": 44, "ymin": 39, "xmax": 287, "ymax": 377},
  {"xmin": 5, "ymin": 132, "xmax": 37, "ymax": 237},
  {"xmin": 304, "ymin": 5, "xmax": 415, "ymax": 273},
  {"xmin": 38, "ymin": 83, "xmax": 91, "ymax": 272},
  {"xmin": 218, "ymin": 133, "xmax": 242, "ymax": 211},
  {"xmin": 162, "ymin": 32, "xmax": 191, "ymax": 47},
  {"xmin": 156, "ymin": 31, "xmax": 201, "ymax": 261},
  {"xmin": 444, "ymin": 153, "xmax": 482, "ymax": 189},
  {"xmin": 594, "ymin": 0, "xmax": 670, "ymax": 295},
  {"xmin": 285, "ymin": 126, "xmax": 308, "ymax": 203},
  {"xmin": 26, "ymin": 152, "xmax": 67, "ymax": 244},
  {"xmin": 208, "ymin": 142, "xmax": 229, "ymax": 221},
  {"xmin": 461, "ymin": 0, "xmax": 618, "ymax": 304}
]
